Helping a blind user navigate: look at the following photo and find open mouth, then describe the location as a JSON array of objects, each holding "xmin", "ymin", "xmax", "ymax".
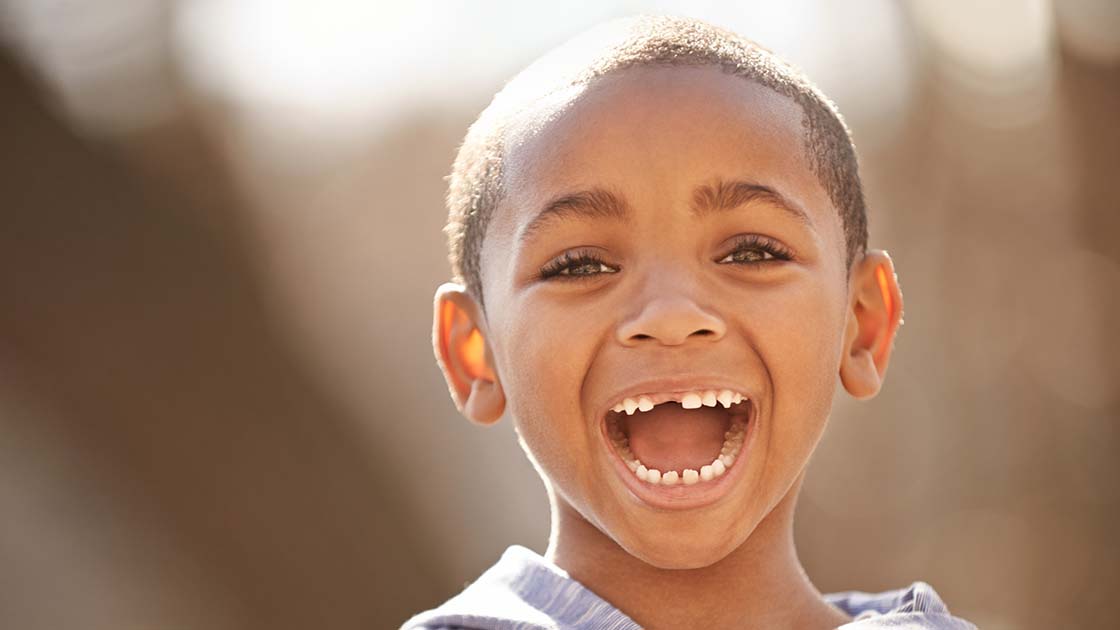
[{"xmin": 604, "ymin": 389, "xmax": 751, "ymax": 486}]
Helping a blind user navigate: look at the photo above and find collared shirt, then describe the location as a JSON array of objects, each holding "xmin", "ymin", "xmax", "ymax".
[{"xmin": 401, "ymin": 546, "xmax": 977, "ymax": 630}]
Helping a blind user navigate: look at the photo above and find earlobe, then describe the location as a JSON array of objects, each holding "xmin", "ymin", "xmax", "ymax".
[
  {"xmin": 839, "ymin": 251, "xmax": 904, "ymax": 400},
  {"xmin": 432, "ymin": 283, "xmax": 505, "ymax": 425}
]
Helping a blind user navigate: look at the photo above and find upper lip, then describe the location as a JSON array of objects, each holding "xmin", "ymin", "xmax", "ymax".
[{"xmin": 597, "ymin": 376, "xmax": 753, "ymax": 420}]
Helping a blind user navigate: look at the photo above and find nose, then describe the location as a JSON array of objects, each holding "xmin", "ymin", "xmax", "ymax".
[{"xmin": 616, "ymin": 285, "xmax": 727, "ymax": 347}]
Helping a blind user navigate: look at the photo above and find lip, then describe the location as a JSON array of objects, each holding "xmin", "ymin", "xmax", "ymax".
[{"xmin": 596, "ymin": 377, "xmax": 757, "ymax": 511}]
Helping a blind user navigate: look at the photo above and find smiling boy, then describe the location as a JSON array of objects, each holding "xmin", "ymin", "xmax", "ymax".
[{"xmin": 403, "ymin": 15, "xmax": 975, "ymax": 630}]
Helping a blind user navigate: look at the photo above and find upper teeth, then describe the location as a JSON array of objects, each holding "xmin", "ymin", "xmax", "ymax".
[{"xmin": 610, "ymin": 389, "xmax": 745, "ymax": 415}]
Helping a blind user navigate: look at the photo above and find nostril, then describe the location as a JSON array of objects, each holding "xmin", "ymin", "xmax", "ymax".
[
  {"xmin": 629, "ymin": 329, "xmax": 714, "ymax": 343},
  {"xmin": 617, "ymin": 301, "xmax": 727, "ymax": 346}
]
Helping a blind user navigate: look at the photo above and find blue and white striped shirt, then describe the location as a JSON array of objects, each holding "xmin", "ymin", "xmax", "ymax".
[{"xmin": 401, "ymin": 546, "xmax": 976, "ymax": 629}]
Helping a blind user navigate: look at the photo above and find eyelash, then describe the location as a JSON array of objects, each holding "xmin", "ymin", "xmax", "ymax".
[
  {"xmin": 538, "ymin": 236, "xmax": 792, "ymax": 282},
  {"xmin": 538, "ymin": 250, "xmax": 619, "ymax": 281},
  {"xmin": 718, "ymin": 234, "xmax": 794, "ymax": 265}
]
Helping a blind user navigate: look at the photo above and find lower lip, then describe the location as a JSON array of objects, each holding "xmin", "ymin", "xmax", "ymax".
[{"xmin": 600, "ymin": 404, "xmax": 756, "ymax": 511}]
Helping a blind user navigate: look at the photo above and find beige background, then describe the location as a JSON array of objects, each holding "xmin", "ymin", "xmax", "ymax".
[{"xmin": 1, "ymin": 2, "xmax": 1117, "ymax": 629}]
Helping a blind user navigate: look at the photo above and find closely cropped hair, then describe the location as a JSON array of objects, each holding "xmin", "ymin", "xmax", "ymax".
[{"xmin": 446, "ymin": 15, "xmax": 868, "ymax": 303}]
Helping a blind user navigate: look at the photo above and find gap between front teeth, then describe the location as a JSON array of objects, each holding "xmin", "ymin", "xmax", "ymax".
[
  {"xmin": 609, "ymin": 413, "xmax": 747, "ymax": 486},
  {"xmin": 611, "ymin": 389, "xmax": 744, "ymax": 415}
]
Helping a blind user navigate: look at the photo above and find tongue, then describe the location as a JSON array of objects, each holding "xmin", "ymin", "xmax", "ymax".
[{"xmin": 623, "ymin": 404, "xmax": 729, "ymax": 473}]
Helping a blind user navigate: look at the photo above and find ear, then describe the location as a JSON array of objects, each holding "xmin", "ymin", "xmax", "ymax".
[
  {"xmin": 839, "ymin": 250, "xmax": 904, "ymax": 400},
  {"xmin": 432, "ymin": 282, "xmax": 505, "ymax": 425}
]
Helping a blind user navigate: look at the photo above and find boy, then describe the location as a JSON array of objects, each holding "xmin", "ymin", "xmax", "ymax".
[{"xmin": 404, "ymin": 15, "xmax": 975, "ymax": 630}]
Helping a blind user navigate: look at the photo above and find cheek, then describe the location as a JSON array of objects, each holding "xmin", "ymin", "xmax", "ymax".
[
  {"xmin": 749, "ymin": 277, "xmax": 846, "ymax": 446},
  {"xmin": 504, "ymin": 291, "xmax": 611, "ymax": 383},
  {"xmin": 496, "ymin": 294, "xmax": 608, "ymax": 473}
]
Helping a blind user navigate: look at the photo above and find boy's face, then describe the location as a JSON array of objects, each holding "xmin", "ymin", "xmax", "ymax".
[{"xmin": 437, "ymin": 65, "xmax": 900, "ymax": 569}]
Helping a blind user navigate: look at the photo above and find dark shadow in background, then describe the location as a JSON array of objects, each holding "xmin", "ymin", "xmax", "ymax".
[{"xmin": 0, "ymin": 52, "xmax": 441, "ymax": 629}]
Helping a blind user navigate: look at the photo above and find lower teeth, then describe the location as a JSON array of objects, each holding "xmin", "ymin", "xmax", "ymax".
[{"xmin": 608, "ymin": 414, "xmax": 747, "ymax": 486}]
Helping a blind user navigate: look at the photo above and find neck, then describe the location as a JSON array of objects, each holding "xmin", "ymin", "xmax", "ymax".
[{"xmin": 544, "ymin": 477, "xmax": 849, "ymax": 630}]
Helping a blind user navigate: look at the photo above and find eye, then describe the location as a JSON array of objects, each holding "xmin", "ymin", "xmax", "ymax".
[
  {"xmin": 539, "ymin": 250, "xmax": 620, "ymax": 281},
  {"xmin": 717, "ymin": 235, "xmax": 793, "ymax": 265}
]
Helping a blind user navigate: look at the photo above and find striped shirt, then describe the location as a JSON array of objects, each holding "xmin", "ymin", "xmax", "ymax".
[{"xmin": 401, "ymin": 546, "xmax": 977, "ymax": 630}]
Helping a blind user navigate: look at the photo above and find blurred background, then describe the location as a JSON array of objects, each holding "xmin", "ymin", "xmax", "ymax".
[{"xmin": 1, "ymin": 1, "xmax": 1117, "ymax": 628}]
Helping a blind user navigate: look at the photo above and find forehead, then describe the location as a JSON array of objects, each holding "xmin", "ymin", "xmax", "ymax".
[
  {"xmin": 512, "ymin": 65, "xmax": 824, "ymax": 203},
  {"xmin": 483, "ymin": 64, "xmax": 843, "ymax": 279}
]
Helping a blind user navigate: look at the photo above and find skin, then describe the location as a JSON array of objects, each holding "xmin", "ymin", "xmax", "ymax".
[{"xmin": 433, "ymin": 65, "xmax": 903, "ymax": 630}]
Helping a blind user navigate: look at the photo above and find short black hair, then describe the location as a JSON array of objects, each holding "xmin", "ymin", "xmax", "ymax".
[{"xmin": 445, "ymin": 15, "xmax": 868, "ymax": 303}]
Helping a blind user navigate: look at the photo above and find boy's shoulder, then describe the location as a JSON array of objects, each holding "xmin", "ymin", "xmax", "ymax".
[
  {"xmin": 825, "ymin": 582, "xmax": 977, "ymax": 629},
  {"xmin": 400, "ymin": 545, "xmax": 637, "ymax": 630},
  {"xmin": 400, "ymin": 546, "xmax": 977, "ymax": 630}
]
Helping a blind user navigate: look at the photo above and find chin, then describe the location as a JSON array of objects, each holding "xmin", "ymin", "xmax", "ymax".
[{"xmin": 618, "ymin": 526, "xmax": 740, "ymax": 570}]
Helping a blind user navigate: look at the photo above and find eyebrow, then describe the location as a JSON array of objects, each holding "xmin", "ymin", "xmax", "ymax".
[
  {"xmin": 691, "ymin": 179, "xmax": 814, "ymax": 229},
  {"xmin": 518, "ymin": 179, "xmax": 812, "ymax": 245},
  {"xmin": 518, "ymin": 188, "xmax": 631, "ymax": 245}
]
